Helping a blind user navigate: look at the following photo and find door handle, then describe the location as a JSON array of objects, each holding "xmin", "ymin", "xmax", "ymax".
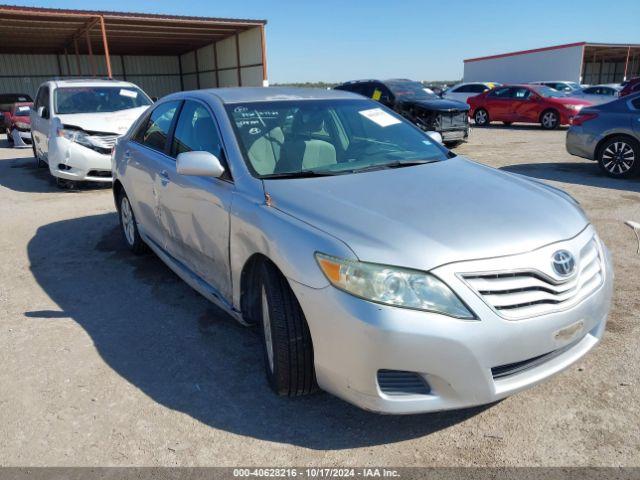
[
  {"xmin": 124, "ymin": 150, "xmax": 131, "ymax": 159},
  {"xmin": 159, "ymin": 169, "xmax": 170, "ymax": 185}
]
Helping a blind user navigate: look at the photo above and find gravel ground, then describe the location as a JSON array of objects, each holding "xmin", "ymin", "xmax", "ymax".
[{"xmin": 0, "ymin": 126, "xmax": 638, "ymax": 467}]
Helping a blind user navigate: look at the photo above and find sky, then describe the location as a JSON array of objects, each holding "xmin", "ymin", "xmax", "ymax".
[{"xmin": 6, "ymin": 0, "xmax": 640, "ymax": 83}]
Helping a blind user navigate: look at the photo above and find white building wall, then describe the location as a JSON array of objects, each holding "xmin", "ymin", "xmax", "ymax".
[{"xmin": 463, "ymin": 45, "xmax": 584, "ymax": 83}]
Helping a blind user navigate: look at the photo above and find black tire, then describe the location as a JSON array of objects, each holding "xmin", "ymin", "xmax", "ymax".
[
  {"xmin": 597, "ymin": 136, "xmax": 640, "ymax": 178},
  {"xmin": 503, "ymin": 121, "xmax": 512, "ymax": 126},
  {"xmin": 55, "ymin": 177, "xmax": 77, "ymax": 190},
  {"xmin": 444, "ymin": 140, "xmax": 464, "ymax": 148},
  {"xmin": 258, "ymin": 261, "xmax": 318, "ymax": 396},
  {"xmin": 32, "ymin": 137, "xmax": 46, "ymax": 168},
  {"xmin": 7, "ymin": 130, "xmax": 14, "ymax": 146},
  {"xmin": 474, "ymin": 108, "xmax": 489, "ymax": 126},
  {"xmin": 117, "ymin": 190, "xmax": 148, "ymax": 254},
  {"xmin": 540, "ymin": 109, "xmax": 559, "ymax": 130}
]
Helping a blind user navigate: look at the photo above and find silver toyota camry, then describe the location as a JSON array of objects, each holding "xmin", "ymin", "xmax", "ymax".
[{"xmin": 112, "ymin": 87, "xmax": 613, "ymax": 414}]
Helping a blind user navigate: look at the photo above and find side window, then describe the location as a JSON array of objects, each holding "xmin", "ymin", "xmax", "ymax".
[
  {"xmin": 171, "ymin": 101, "xmax": 225, "ymax": 163},
  {"xmin": 474, "ymin": 84, "xmax": 490, "ymax": 93},
  {"xmin": 513, "ymin": 88, "xmax": 531, "ymax": 99},
  {"xmin": 489, "ymin": 87, "xmax": 513, "ymax": 98},
  {"xmin": 137, "ymin": 100, "xmax": 180, "ymax": 153},
  {"xmin": 453, "ymin": 85, "xmax": 469, "ymax": 93},
  {"xmin": 35, "ymin": 87, "xmax": 50, "ymax": 115},
  {"xmin": 631, "ymin": 98, "xmax": 640, "ymax": 110},
  {"xmin": 582, "ymin": 87, "xmax": 597, "ymax": 94}
]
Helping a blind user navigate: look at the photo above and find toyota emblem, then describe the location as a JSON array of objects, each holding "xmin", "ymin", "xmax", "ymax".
[{"xmin": 552, "ymin": 250, "xmax": 576, "ymax": 277}]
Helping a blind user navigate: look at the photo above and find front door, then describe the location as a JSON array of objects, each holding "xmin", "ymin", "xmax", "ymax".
[
  {"xmin": 124, "ymin": 100, "xmax": 181, "ymax": 247},
  {"xmin": 31, "ymin": 86, "xmax": 51, "ymax": 158},
  {"xmin": 158, "ymin": 99, "xmax": 234, "ymax": 300}
]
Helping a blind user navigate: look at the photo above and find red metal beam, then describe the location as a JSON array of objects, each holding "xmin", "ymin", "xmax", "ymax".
[
  {"xmin": 260, "ymin": 25, "xmax": 267, "ymax": 84},
  {"xmin": 99, "ymin": 15, "xmax": 112, "ymax": 78}
]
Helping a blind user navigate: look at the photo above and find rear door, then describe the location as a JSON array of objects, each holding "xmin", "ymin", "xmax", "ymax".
[
  {"xmin": 124, "ymin": 100, "xmax": 181, "ymax": 247},
  {"xmin": 158, "ymin": 99, "xmax": 234, "ymax": 300},
  {"xmin": 484, "ymin": 87, "xmax": 515, "ymax": 121}
]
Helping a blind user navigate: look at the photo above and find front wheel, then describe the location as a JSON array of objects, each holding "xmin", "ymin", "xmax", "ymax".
[
  {"xmin": 32, "ymin": 137, "xmax": 46, "ymax": 168},
  {"xmin": 118, "ymin": 191, "xmax": 148, "ymax": 254},
  {"xmin": 474, "ymin": 109, "xmax": 489, "ymax": 126},
  {"xmin": 258, "ymin": 261, "xmax": 318, "ymax": 397},
  {"xmin": 540, "ymin": 110, "xmax": 559, "ymax": 130},
  {"xmin": 598, "ymin": 136, "xmax": 639, "ymax": 178}
]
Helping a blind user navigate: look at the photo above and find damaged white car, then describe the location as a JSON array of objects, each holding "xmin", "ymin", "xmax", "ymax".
[{"xmin": 30, "ymin": 79, "xmax": 152, "ymax": 187}]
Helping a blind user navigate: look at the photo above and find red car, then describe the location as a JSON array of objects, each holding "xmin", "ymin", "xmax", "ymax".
[
  {"xmin": 620, "ymin": 77, "xmax": 640, "ymax": 97},
  {"xmin": 467, "ymin": 84, "xmax": 592, "ymax": 129},
  {"xmin": 2, "ymin": 102, "xmax": 33, "ymax": 147}
]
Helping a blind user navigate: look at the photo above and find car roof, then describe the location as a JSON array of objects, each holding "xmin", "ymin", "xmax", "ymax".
[
  {"xmin": 182, "ymin": 87, "xmax": 363, "ymax": 104},
  {"xmin": 50, "ymin": 78, "xmax": 141, "ymax": 89}
]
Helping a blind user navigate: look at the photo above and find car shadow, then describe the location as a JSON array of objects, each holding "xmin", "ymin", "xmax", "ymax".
[
  {"xmin": 27, "ymin": 212, "xmax": 490, "ymax": 450},
  {"xmin": 0, "ymin": 154, "xmax": 110, "ymax": 193},
  {"xmin": 501, "ymin": 162, "xmax": 640, "ymax": 193}
]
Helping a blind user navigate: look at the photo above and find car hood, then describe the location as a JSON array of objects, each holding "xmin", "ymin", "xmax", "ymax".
[
  {"xmin": 400, "ymin": 98, "xmax": 470, "ymax": 112},
  {"xmin": 56, "ymin": 106, "xmax": 149, "ymax": 135},
  {"xmin": 264, "ymin": 157, "xmax": 588, "ymax": 272}
]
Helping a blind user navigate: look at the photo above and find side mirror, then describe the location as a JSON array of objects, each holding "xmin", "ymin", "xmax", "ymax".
[
  {"xmin": 176, "ymin": 151, "xmax": 225, "ymax": 178},
  {"xmin": 151, "ymin": 96, "xmax": 158, "ymax": 103},
  {"xmin": 37, "ymin": 106, "xmax": 49, "ymax": 119}
]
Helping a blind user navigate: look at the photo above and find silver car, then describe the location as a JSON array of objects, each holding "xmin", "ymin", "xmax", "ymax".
[
  {"xmin": 566, "ymin": 92, "xmax": 640, "ymax": 178},
  {"xmin": 112, "ymin": 87, "xmax": 613, "ymax": 414},
  {"xmin": 570, "ymin": 84, "xmax": 621, "ymax": 105}
]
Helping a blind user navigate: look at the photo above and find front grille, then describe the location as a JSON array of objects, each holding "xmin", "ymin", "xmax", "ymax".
[
  {"xmin": 463, "ymin": 237, "xmax": 603, "ymax": 320},
  {"xmin": 491, "ymin": 338, "xmax": 582, "ymax": 379},
  {"xmin": 87, "ymin": 170, "xmax": 112, "ymax": 178},
  {"xmin": 87, "ymin": 134, "xmax": 119, "ymax": 149},
  {"xmin": 377, "ymin": 370, "xmax": 431, "ymax": 396},
  {"xmin": 438, "ymin": 111, "xmax": 468, "ymax": 129}
]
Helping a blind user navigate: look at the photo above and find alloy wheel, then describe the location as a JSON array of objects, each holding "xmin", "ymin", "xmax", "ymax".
[
  {"xmin": 120, "ymin": 196, "xmax": 136, "ymax": 246},
  {"xmin": 261, "ymin": 286, "xmax": 275, "ymax": 373},
  {"xmin": 602, "ymin": 141, "xmax": 636, "ymax": 175},
  {"xmin": 542, "ymin": 111, "xmax": 557, "ymax": 129},
  {"xmin": 475, "ymin": 110, "xmax": 487, "ymax": 125}
]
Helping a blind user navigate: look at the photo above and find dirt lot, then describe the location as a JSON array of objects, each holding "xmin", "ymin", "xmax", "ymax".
[{"xmin": 0, "ymin": 126, "xmax": 638, "ymax": 467}]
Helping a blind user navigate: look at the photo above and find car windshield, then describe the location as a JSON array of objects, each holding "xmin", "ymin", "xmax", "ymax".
[
  {"xmin": 385, "ymin": 80, "xmax": 439, "ymax": 100},
  {"xmin": 0, "ymin": 94, "xmax": 32, "ymax": 104},
  {"xmin": 54, "ymin": 86, "xmax": 152, "ymax": 114},
  {"xmin": 227, "ymin": 99, "xmax": 450, "ymax": 178},
  {"xmin": 534, "ymin": 86, "xmax": 567, "ymax": 98}
]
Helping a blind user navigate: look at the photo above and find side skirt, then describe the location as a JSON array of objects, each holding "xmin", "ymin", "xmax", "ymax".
[{"xmin": 140, "ymin": 231, "xmax": 249, "ymax": 326}]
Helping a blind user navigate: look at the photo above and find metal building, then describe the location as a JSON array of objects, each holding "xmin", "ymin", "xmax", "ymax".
[
  {"xmin": 0, "ymin": 5, "xmax": 268, "ymax": 98},
  {"xmin": 463, "ymin": 42, "xmax": 640, "ymax": 85}
]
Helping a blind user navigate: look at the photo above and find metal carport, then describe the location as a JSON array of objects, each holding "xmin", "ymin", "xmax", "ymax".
[{"xmin": 0, "ymin": 5, "xmax": 268, "ymax": 98}]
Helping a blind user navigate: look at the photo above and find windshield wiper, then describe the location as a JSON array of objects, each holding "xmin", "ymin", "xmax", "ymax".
[
  {"xmin": 347, "ymin": 159, "xmax": 439, "ymax": 174},
  {"xmin": 262, "ymin": 169, "xmax": 343, "ymax": 179}
]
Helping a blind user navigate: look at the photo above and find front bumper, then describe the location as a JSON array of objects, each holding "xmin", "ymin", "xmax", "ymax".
[
  {"xmin": 10, "ymin": 128, "xmax": 32, "ymax": 148},
  {"xmin": 292, "ymin": 227, "xmax": 613, "ymax": 414},
  {"xmin": 48, "ymin": 136, "xmax": 113, "ymax": 182}
]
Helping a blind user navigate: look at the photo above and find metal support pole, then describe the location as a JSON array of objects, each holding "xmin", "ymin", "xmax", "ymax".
[
  {"xmin": 213, "ymin": 41, "xmax": 219, "ymax": 87},
  {"xmin": 623, "ymin": 46, "xmax": 631, "ymax": 81},
  {"xmin": 64, "ymin": 48, "xmax": 71, "ymax": 77},
  {"xmin": 178, "ymin": 55, "xmax": 184, "ymax": 91},
  {"xmin": 235, "ymin": 33, "xmax": 242, "ymax": 86},
  {"xmin": 260, "ymin": 25, "xmax": 268, "ymax": 86},
  {"xmin": 73, "ymin": 37, "xmax": 81, "ymax": 75},
  {"xmin": 194, "ymin": 50, "xmax": 201, "ymax": 89},
  {"xmin": 99, "ymin": 16, "xmax": 113, "ymax": 79},
  {"xmin": 121, "ymin": 55, "xmax": 127, "ymax": 81},
  {"xmin": 85, "ymin": 30, "xmax": 96, "ymax": 77}
]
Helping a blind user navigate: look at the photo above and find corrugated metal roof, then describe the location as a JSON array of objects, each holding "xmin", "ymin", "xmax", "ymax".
[{"xmin": 0, "ymin": 4, "xmax": 266, "ymax": 55}]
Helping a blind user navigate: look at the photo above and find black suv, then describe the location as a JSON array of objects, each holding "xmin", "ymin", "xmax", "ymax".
[{"xmin": 334, "ymin": 79, "xmax": 470, "ymax": 145}]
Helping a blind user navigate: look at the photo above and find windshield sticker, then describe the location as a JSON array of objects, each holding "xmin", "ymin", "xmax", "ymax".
[
  {"xmin": 16, "ymin": 106, "xmax": 30, "ymax": 113},
  {"xmin": 119, "ymin": 89, "xmax": 138, "ymax": 98},
  {"xmin": 358, "ymin": 108, "xmax": 401, "ymax": 127},
  {"xmin": 372, "ymin": 89, "xmax": 382, "ymax": 101},
  {"xmin": 422, "ymin": 140, "xmax": 432, "ymax": 145}
]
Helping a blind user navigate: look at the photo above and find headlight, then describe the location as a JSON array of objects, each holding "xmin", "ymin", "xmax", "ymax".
[
  {"xmin": 315, "ymin": 253, "xmax": 475, "ymax": 319},
  {"xmin": 565, "ymin": 104, "xmax": 583, "ymax": 111},
  {"xmin": 15, "ymin": 121, "xmax": 30, "ymax": 130},
  {"xmin": 58, "ymin": 127, "xmax": 92, "ymax": 147}
]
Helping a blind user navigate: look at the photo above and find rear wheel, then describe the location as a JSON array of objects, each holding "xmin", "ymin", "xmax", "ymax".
[
  {"xmin": 118, "ymin": 190, "xmax": 148, "ymax": 254},
  {"xmin": 540, "ymin": 110, "xmax": 559, "ymax": 129},
  {"xmin": 474, "ymin": 109, "xmax": 489, "ymax": 126},
  {"xmin": 258, "ymin": 261, "xmax": 318, "ymax": 396},
  {"xmin": 597, "ymin": 136, "xmax": 639, "ymax": 178}
]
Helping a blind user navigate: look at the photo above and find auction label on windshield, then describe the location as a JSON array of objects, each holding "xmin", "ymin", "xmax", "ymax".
[{"xmin": 358, "ymin": 108, "xmax": 401, "ymax": 127}]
